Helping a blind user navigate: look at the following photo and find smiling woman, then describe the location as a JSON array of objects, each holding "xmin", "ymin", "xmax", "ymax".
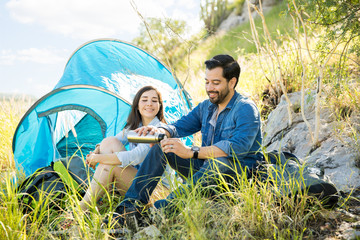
[{"xmin": 72, "ymin": 86, "xmax": 169, "ymax": 215}]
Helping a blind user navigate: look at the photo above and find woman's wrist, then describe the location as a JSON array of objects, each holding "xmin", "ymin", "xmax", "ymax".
[{"xmin": 93, "ymin": 154, "xmax": 101, "ymax": 164}]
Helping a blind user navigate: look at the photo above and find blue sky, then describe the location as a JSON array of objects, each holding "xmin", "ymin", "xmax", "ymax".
[{"xmin": 0, "ymin": 0, "xmax": 202, "ymax": 98}]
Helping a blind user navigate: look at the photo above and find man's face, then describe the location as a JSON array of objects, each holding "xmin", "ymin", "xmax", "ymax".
[{"xmin": 205, "ymin": 67, "xmax": 235, "ymax": 105}]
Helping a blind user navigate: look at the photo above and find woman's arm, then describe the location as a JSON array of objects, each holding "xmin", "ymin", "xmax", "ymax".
[
  {"xmin": 86, "ymin": 153, "xmax": 121, "ymax": 169},
  {"xmin": 86, "ymin": 143, "xmax": 151, "ymax": 169}
]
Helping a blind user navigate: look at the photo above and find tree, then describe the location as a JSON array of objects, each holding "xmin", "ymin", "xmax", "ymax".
[
  {"xmin": 200, "ymin": 0, "xmax": 232, "ymax": 35},
  {"xmin": 132, "ymin": 17, "xmax": 188, "ymax": 67},
  {"xmin": 293, "ymin": 0, "xmax": 360, "ymax": 56}
]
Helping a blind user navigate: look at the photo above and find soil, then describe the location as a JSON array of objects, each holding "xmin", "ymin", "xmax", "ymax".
[{"xmin": 308, "ymin": 188, "xmax": 360, "ymax": 240}]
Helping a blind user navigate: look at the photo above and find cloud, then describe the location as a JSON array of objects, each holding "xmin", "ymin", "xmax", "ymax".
[
  {"xmin": 6, "ymin": 0, "xmax": 201, "ymax": 40},
  {"xmin": 6, "ymin": 0, "xmax": 141, "ymax": 39},
  {"xmin": 0, "ymin": 48, "xmax": 68, "ymax": 65}
]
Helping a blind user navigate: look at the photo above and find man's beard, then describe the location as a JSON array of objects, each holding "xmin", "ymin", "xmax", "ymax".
[{"xmin": 207, "ymin": 85, "xmax": 230, "ymax": 104}]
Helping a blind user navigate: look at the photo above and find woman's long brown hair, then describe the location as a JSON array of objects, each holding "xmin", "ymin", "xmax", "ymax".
[{"xmin": 124, "ymin": 86, "xmax": 166, "ymax": 130}]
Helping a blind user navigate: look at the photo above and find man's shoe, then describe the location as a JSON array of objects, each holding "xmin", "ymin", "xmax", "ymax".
[{"xmin": 103, "ymin": 200, "xmax": 145, "ymax": 231}]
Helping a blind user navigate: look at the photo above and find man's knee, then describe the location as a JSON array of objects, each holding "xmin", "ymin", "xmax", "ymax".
[{"xmin": 99, "ymin": 136, "xmax": 125, "ymax": 154}]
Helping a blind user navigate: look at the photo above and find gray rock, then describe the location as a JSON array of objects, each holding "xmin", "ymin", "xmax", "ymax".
[
  {"xmin": 133, "ymin": 225, "xmax": 162, "ymax": 239},
  {"xmin": 263, "ymin": 91, "xmax": 360, "ymax": 191},
  {"xmin": 217, "ymin": 0, "xmax": 281, "ymax": 34}
]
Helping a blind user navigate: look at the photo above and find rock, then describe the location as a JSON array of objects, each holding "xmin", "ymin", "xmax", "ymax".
[
  {"xmin": 216, "ymin": 0, "xmax": 282, "ymax": 34},
  {"xmin": 217, "ymin": 11, "xmax": 246, "ymax": 34},
  {"xmin": 263, "ymin": 91, "xmax": 360, "ymax": 192},
  {"xmin": 133, "ymin": 225, "xmax": 162, "ymax": 239}
]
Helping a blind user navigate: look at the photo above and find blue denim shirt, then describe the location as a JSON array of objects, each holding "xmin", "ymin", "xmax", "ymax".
[{"xmin": 162, "ymin": 91, "xmax": 263, "ymax": 168}]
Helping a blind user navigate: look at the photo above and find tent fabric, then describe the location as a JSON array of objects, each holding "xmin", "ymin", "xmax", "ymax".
[{"xmin": 13, "ymin": 39, "xmax": 193, "ymax": 177}]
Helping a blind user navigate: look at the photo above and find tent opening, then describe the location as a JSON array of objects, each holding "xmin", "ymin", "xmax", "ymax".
[
  {"xmin": 56, "ymin": 113, "xmax": 104, "ymax": 157},
  {"xmin": 38, "ymin": 107, "xmax": 106, "ymax": 158}
]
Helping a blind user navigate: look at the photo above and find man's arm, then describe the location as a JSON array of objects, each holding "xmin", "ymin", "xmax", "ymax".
[{"xmin": 160, "ymin": 138, "xmax": 227, "ymax": 159}]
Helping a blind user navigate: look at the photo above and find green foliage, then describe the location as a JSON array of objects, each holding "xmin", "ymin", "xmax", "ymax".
[
  {"xmin": 200, "ymin": 0, "xmax": 233, "ymax": 35},
  {"xmin": 230, "ymin": 0, "xmax": 246, "ymax": 15},
  {"xmin": 196, "ymin": 1, "xmax": 294, "ymax": 59},
  {"xmin": 291, "ymin": 0, "xmax": 360, "ymax": 56},
  {"xmin": 132, "ymin": 17, "xmax": 189, "ymax": 67}
]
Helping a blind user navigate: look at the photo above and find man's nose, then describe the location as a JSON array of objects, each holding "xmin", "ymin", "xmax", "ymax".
[{"xmin": 206, "ymin": 83, "xmax": 214, "ymax": 91}]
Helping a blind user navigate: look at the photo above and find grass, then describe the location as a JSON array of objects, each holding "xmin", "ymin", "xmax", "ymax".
[
  {"xmin": 0, "ymin": 96, "xmax": 33, "ymax": 171},
  {"xmin": 1, "ymin": 144, "xmax": 338, "ymax": 239},
  {"xmin": 1, "ymin": 1, "xmax": 360, "ymax": 239},
  {"xmin": 0, "ymin": 95, "xmax": 347, "ymax": 239},
  {"xmin": 207, "ymin": 1, "xmax": 293, "ymax": 58}
]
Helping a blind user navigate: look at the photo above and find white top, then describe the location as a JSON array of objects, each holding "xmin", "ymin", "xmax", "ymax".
[{"xmin": 115, "ymin": 116, "xmax": 163, "ymax": 168}]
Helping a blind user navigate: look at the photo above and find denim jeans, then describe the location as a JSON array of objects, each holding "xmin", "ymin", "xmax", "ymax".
[{"xmin": 120, "ymin": 144, "xmax": 252, "ymax": 210}]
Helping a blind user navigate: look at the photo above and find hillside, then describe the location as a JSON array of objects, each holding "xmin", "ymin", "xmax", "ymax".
[{"xmin": 173, "ymin": 1, "xmax": 360, "ymax": 238}]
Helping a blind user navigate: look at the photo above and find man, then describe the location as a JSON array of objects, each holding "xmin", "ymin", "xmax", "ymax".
[{"xmin": 109, "ymin": 54, "xmax": 263, "ymax": 226}]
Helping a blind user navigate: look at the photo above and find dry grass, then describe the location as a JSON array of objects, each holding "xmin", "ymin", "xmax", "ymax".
[{"xmin": 0, "ymin": 96, "xmax": 34, "ymax": 170}]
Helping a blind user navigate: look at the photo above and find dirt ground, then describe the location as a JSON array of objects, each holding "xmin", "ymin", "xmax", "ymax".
[{"xmin": 310, "ymin": 188, "xmax": 360, "ymax": 240}]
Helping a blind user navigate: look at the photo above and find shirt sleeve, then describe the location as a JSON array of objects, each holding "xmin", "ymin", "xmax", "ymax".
[
  {"xmin": 160, "ymin": 103, "xmax": 203, "ymax": 138},
  {"xmin": 114, "ymin": 118, "xmax": 162, "ymax": 168},
  {"xmin": 115, "ymin": 143, "xmax": 150, "ymax": 167},
  {"xmin": 115, "ymin": 130, "xmax": 127, "ymax": 144},
  {"xmin": 213, "ymin": 102, "xmax": 261, "ymax": 158}
]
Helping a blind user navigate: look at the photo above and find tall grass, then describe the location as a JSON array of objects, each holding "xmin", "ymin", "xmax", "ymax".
[
  {"xmin": 0, "ymin": 96, "xmax": 33, "ymax": 170},
  {"xmin": 1, "ymin": 1, "xmax": 360, "ymax": 239}
]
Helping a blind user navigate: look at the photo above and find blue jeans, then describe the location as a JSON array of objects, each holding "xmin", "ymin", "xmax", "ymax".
[{"xmin": 120, "ymin": 144, "xmax": 252, "ymax": 209}]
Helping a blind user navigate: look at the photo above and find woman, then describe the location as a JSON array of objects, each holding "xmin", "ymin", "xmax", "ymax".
[{"xmin": 79, "ymin": 86, "xmax": 168, "ymax": 212}]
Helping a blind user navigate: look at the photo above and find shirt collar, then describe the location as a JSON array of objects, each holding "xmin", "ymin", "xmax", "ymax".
[{"xmin": 139, "ymin": 116, "xmax": 160, "ymax": 127}]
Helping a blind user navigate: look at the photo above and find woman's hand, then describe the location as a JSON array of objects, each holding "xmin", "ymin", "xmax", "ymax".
[
  {"xmin": 160, "ymin": 138, "xmax": 192, "ymax": 159},
  {"xmin": 93, "ymin": 144, "xmax": 100, "ymax": 154},
  {"xmin": 86, "ymin": 151, "xmax": 98, "ymax": 170}
]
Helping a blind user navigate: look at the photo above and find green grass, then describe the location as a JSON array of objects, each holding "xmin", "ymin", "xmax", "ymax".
[
  {"xmin": 1, "ymin": 1, "xmax": 360, "ymax": 238},
  {"xmin": 0, "ymin": 150, "xmax": 340, "ymax": 239},
  {"xmin": 207, "ymin": 1, "xmax": 293, "ymax": 58}
]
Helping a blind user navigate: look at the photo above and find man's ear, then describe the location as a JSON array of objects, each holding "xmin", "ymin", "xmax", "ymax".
[{"xmin": 229, "ymin": 77, "xmax": 237, "ymax": 89}]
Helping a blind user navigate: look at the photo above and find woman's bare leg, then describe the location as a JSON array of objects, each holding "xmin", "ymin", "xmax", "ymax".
[{"xmin": 79, "ymin": 137, "xmax": 137, "ymax": 211}]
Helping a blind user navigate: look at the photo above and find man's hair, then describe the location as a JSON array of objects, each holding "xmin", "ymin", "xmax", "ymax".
[{"xmin": 204, "ymin": 54, "xmax": 241, "ymax": 88}]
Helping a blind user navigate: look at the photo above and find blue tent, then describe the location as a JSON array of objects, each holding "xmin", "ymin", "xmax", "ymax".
[{"xmin": 12, "ymin": 39, "xmax": 193, "ymax": 177}]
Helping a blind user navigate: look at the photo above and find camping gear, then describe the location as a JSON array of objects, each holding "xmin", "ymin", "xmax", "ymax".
[
  {"xmin": 127, "ymin": 130, "xmax": 166, "ymax": 143},
  {"xmin": 12, "ymin": 39, "xmax": 193, "ymax": 178},
  {"xmin": 17, "ymin": 155, "xmax": 93, "ymax": 213},
  {"xmin": 260, "ymin": 150, "xmax": 340, "ymax": 207}
]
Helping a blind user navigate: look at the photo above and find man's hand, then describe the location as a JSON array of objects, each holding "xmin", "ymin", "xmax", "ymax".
[
  {"xmin": 160, "ymin": 138, "xmax": 192, "ymax": 159},
  {"xmin": 86, "ymin": 151, "xmax": 98, "ymax": 170},
  {"xmin": 135, "ymin": 126, "xmax": 163, "ymax": 136},
  {"xmin": 135, "ymin": 126, "xmax": 169, "ymax": 147}
]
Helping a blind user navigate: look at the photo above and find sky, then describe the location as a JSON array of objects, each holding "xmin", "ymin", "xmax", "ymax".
[{"xmin": 0, "ymin": 0, "xmax": 202, "ymax": 98}]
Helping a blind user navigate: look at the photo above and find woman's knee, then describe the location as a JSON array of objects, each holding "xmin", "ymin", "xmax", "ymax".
[{"xmin": 99, "ymin": 136, "xmax": 125, "ymax": 154}]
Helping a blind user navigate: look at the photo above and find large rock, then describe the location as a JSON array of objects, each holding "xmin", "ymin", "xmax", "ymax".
[
  {"xmin": 217, "ymin": 0, "xmax": 281, "ymax": 34},
  {"xmin": 263, "ymin": 91, "xmax": 360, "ymax": 191}
]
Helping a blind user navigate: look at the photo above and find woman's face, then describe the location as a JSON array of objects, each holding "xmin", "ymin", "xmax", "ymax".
[{"xmin": 138, "ymin": 89, "xmax": 161, "ymax": 122}]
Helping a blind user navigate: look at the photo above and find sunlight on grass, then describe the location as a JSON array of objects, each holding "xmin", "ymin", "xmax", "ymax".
[
  {"xmin": 0, "ymin": 96, "xmax": 34, "ymax": 171},
  {"xmin": 1, "ymin": 1, "xmax": 360, "ymax": 238}
]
